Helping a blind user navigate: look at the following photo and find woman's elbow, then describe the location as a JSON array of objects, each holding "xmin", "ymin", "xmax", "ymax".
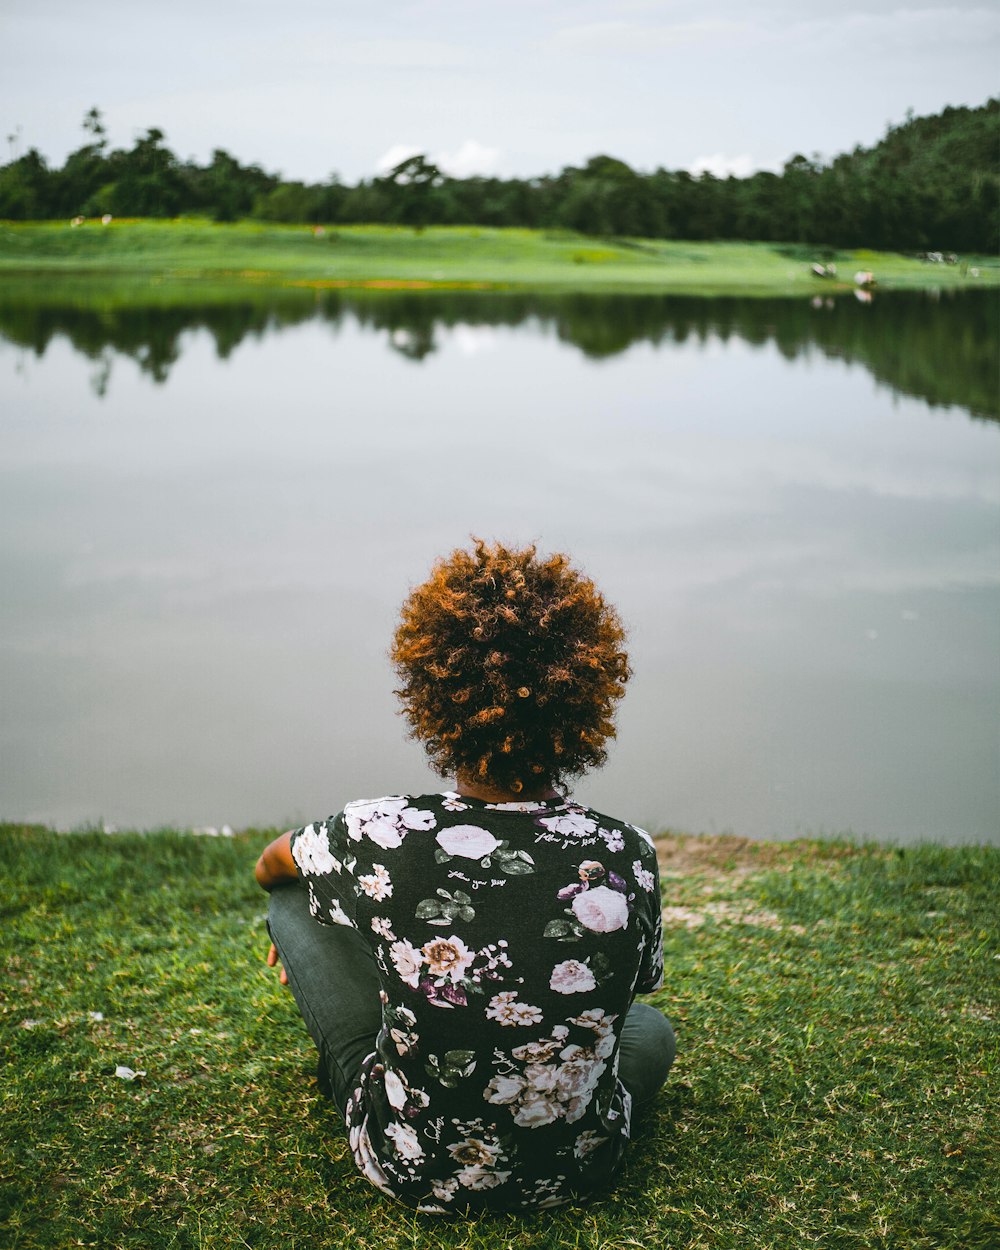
[
  {"xmin": 254, "ymin": 853, "xmax": 272, "ymax": 890},
  {"xmin": 255, "ymin": 832, "xmax": 297, "ymax": 891}
]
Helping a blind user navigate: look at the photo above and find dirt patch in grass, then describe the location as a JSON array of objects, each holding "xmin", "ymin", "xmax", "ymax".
[
  {"xmin": 653, "ymin": 832, "xmax": 808, "ymax": 878},
  {"xmin": 659, "ymin": 900, "xmax": 807, "ymax": 934}
]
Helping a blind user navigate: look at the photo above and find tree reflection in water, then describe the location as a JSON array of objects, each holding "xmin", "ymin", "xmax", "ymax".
[{"xmin": 0, "ymin": 286, "xmax": 995, "ymax": 420}]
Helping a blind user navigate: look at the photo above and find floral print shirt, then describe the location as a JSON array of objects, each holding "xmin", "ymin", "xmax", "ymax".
[{"xmin": 289, "ymin": 791, "xmax": 664, "ymax": 1214}]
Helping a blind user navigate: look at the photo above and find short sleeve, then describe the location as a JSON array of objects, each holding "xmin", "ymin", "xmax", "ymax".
[
  {"xmin": 634, "ymin": 833, "xmax": 664, "ymax": 994},
  {"xmin": 289, "ymin": 814, "xmax": 359, "ymax": 929}
]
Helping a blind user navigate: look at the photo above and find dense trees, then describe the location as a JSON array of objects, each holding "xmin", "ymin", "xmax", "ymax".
[{"xmin": 0, "ymin": 99, "xmax": 996, "ymax": 251}]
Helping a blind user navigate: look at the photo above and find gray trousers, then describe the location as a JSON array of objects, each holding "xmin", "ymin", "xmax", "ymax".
[{"xmin": 268, "ymin": 882, "xmax": 675, "ymax": 1117}]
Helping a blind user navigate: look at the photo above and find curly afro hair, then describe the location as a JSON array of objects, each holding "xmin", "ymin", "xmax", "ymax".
[{"xmin": 391, "ymin": 540, "xmax": 631, "ymax": 793}]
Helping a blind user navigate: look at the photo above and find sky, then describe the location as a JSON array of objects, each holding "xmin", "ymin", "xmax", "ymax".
[{"xmin": 2, "ymin": 1, "xmax": 998, "ymax": 183}]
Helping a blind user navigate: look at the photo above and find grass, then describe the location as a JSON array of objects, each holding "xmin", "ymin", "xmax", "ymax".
[
  {"xmin": 1, "ymin": 219, "xmax": 997, "ymax": 296},
  {"xmin": 1, "ymin": 827, "xmax": 996, "ymax": 1249}
]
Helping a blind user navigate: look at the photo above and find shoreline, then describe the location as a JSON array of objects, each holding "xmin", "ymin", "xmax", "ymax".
[
  {"xmin": 2, "ymin": 220, "xmax": 997, "ymax": 297},
  {"xmin": 2, "ymin": 822, "xmax": 995, "ymax": 850}
]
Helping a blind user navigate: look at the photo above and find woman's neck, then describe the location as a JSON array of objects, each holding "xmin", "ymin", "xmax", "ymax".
[{"xmin": 454, "ymin": 772, "xmax": 561, "ymax": 804}]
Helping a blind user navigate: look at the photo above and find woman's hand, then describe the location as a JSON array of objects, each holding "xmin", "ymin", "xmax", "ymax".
[{"xmin": 266, "ymin": 942, "xmax": 289, "ymax": 986}]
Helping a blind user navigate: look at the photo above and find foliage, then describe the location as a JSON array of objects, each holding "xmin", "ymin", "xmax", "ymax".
[
  {"xmin": 0, "ymin": 99, "xmax": 997, "ymax": 251},
  {"xmin": 1, "ymin": 825, "xmax": 997, "ymax": 1249}
]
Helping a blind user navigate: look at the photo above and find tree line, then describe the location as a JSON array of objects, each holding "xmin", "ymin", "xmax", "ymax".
[{"xmin": 1, "ymin": 99, "xmax": 997, "ymax": 252}]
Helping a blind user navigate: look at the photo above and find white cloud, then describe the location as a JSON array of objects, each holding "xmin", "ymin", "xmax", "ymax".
[
  {"xmin": 374, "ymin": 139, "xmax": 502, "ymax": 178},
  {"xmin": 374, "ymin": 144, "xmax": 423, "ymax": 174},
  {"xmin": 450, "ymin": 326, "xmax": 500, "ymax": 356},
  {"xmin": 436, "ymin": 140, "xmax": 502, "ymax": 177},
  {"xmin": 688, "ymin": 152, "xmax": 760, "ymax": 178}
]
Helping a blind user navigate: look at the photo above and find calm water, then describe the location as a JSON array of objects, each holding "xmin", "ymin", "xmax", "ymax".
[{"xmin": 1, "ymin": 288, "xmax": 997, "ymax": 843}]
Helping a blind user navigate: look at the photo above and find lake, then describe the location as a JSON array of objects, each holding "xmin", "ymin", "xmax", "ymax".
[{"xmin": 1, "ymin": 286, "xmax": 997, "ymax": 843}]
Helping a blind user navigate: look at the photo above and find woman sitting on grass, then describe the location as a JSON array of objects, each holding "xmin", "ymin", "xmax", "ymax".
[{"xmin": 255, "ymin": 540, "xmax": 674, "ymax": 1213}]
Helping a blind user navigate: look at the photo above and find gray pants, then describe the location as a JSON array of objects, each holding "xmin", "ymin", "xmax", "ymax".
[{"xmin": 267, "ymin": 882, "xmax": 676, "ymax": 1117}]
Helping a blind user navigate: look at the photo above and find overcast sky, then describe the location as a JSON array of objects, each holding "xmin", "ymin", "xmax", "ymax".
[{"xmin": 2, "ymin": 1, "xmax": 997, "ymax": 183}]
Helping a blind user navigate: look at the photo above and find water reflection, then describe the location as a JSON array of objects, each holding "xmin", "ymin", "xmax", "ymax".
[
  {"xmin": 0, "ymin": 286, "xmax": 996, "ymax": 419},
  {"xmin": 1, "ymin": 284, "xmax": 997, "ymax": 841}
]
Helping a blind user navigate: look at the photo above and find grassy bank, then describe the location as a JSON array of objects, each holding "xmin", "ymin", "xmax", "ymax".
[
  {"xmin": 1, "ymin": 826, "xmax": 996, "ymax": 1249},
  {"xmin": 1, "ymin": 219, "xmax": 997, "ymax": 295}
]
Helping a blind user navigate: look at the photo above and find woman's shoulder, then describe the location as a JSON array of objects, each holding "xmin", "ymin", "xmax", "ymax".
[{"xmin": 329, "ymin": 793, "xmax": 657, "ymax": 863}]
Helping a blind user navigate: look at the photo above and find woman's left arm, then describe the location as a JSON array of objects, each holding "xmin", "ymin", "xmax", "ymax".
[
  {"xmin": 255, "ymin": 831, "xmax": 298, "ymax": 892},
  {"xmin": 256, "ymin": 831, "xmax": 298, "ymax": 986}
]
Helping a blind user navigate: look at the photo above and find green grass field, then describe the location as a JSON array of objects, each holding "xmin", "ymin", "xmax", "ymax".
[
  {"xmin": 1, "ymin": 219, "xmax": 997, "ymax": 295},
  {"xmin": 1, "ymin": 826, "xmax": 996, "ymax": 1249}
]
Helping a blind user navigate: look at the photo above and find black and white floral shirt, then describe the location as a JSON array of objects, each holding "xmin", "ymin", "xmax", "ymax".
[{"xmin": 289, "ymin": 791, "xmax": 664, "ymax": 1214}]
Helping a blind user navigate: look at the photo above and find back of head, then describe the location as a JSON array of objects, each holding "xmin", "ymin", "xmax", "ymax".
[{"xmin": 391, "ymin": 539, "xmax": 630, "ymax": 793}]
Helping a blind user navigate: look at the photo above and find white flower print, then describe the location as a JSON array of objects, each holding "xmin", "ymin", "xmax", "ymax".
[
  {"xmin": 345, "ymin": 797, "xmax": 403, "ymax": 838},
  {"xmin": 565, "ymin": 1095, "xmax": 591, "ymax": 1124},
  {"xmin": 435, "ymin": 825, "xmax": 501, "ymax": 860},
  {"xmin": 421, "ymin": 935, "xmax": 475, "ymax": 983},
  {"xmin": 441, "ymin": 794, "xmax": 469, "ymax": 812},
  {"xmin": 599, "ymin": 826, "xmax": 625, "ymax": 853},
  {"xmin": 431, "ymin": 1176, "xmax": 460, "ymax": 1202},
  {"xmin": 363, "ymin": 816, "xmax": 406, "ymax": 850},
  {"xmin": 389, "ymin": 939, "xmax": 423, "ymax": 989},
  {"xmin": 573, "ymin": 1129, "xmax": 608, "ymax": 1159},
  {"xmin": 386, "ymin": 1005, "xmax": 418, "ymax": 1056},
  {"xmin": 371, "ymin": 915, "xmax": 394, "ymax": 939},
  {"xmin": 487, "ymin": 1026, "xmax": 610, "ymax": 1129},
  {"xmin": 349, "ymin": 1115, "xmax": 396, "ymax": 1195},
  {"xmin": 384, "ymin": 1068, "xmax": 407, "ymax": 1111},
  {"xmin": 384, "ymin": 1067, "xmax": 430, "ymax": 1113},
  {"xmin": 594, "ymin": 1033, "xmax": 616, "ymax": 1060},
  {"xmin": 511, "ymin": 1027, "xmax": 568, "ymax": 1064},
  {"xmin": 344, "ymin": 796, "xmax": 434, "ymax": 848},
  {"xmin": 510, "ymin": 1041, "xmax": 557, "ymax": 1065},
  {"xmin": 571, "ymin": 885, "xmax": 629, "ymax": 933},
  {"xmin": 400, "ymin": 806, "xmax": 435, "ymax": 831},
  {"xmin": 385, "ymin": 1120, "xmax": 424, "ymax": 1163},
  {"xmin": 486, "ymin": 992, "xmax": 543, "ymax": 1027},
  {"xmin": 633, "ymin": 860, "xmax": 656, "ymax": 892},
  {"xmin": 550, "ymin": 959, "xmax": 597, "ymax": 995},
  {"xmin": 523, "ymin": 1062, "xmax": 559, "ymax": 1094},
  {"xmin": 447, "ymin": 1135, "xmax": 501, "ymax": 1167},
  {"xmin": 458, "ymin": 1165, "xmax": 511, "ymax": 1189},
  {"xmin": 291, "ymin": 823, "xmax": 337, "ymax": 875},
  {"xmin": 327, "ymin": 897, "xmax": 353, "ymax": 927},
  {"xmin": 569, "ymin": 1007, "xmax": 618, "ymax": 1034},
  {"xmin": 446, "ymin": 1135, "xmax": 511, "ymax": 1189},
  {"xmin": 555, "ymin": 1058, "xmax": 603, "ymax": 1101},
  {"xmin": 483, "ymin": 1073, "xmax": 527, "ymax": 1104},
  {"xmin": 486, "ymin": 798, "xmax": 552, "ymax": 811},
  {"xmin": 358, "ymin": 864, "xmax": 393, "ymax": 900},
  {"xmin": 538, "ymin": 810, "xmax": 598, "ymax": 839},
  {"xmin": 513, "ymin": 1093, "xmax": 561, "ymax": 1128}
]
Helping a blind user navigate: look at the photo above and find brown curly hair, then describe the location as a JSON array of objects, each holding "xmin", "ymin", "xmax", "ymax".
[{"xmin": 391, "ymin": 540, "xmax": 631, "ymax": 793}]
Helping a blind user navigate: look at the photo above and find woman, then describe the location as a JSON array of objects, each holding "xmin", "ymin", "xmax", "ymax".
[{"xmin": 255, "ymin": 540, "xmax": 674, "ymax": 1213}]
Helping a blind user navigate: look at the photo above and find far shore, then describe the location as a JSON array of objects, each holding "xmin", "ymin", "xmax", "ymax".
[{"xmin": 1, "ymin": 219, "xmax": 997, "ymax": 297}]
